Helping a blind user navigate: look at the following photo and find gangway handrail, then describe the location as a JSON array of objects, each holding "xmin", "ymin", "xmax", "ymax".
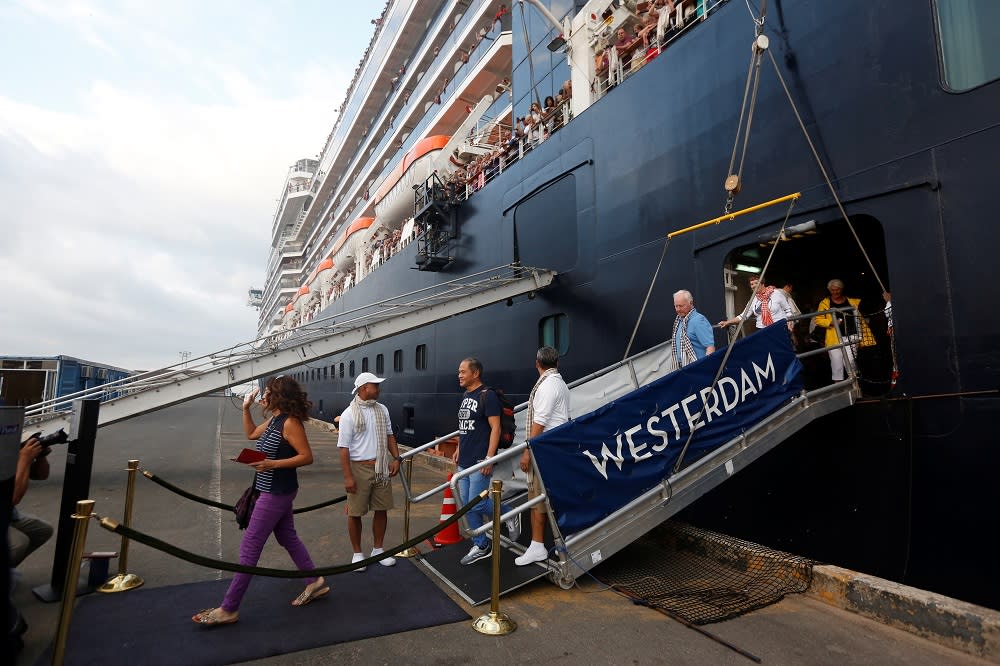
[
  {"xmin": 25, "ymin": 264, "xmax": 557, "ymax": 432},
  {"xmin": 26, "ymin": 264, "xmax": 554, "ymax": 417}
]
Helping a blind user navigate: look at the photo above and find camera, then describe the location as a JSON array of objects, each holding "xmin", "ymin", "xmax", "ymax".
[{"xmin": 25, "ymin": 428, "xmax": 70, "ymax": 456}]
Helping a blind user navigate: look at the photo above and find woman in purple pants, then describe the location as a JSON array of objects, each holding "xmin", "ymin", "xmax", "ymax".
[{"xmin": 193, "ymin": 376, "xmax": 328, "ymax": 626}]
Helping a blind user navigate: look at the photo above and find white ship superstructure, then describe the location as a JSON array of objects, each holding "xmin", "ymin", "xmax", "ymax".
[{"xmin": 257, "ymin": 0, "xmax": 517, "ymax": 337}]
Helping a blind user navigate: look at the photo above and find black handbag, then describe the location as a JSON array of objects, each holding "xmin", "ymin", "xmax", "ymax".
[{"xmin": 234, "ymin": 477, "xmax": 260, "ymax": 530}]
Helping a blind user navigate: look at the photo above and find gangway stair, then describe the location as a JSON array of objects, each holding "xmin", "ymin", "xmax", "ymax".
[
  {"xmin": 408, "ymin": 320, "xmax": 861, "ymax": 601},
  {"xmin": 23, "ymin": 264, "xmax": 556, "ymax": 434}
]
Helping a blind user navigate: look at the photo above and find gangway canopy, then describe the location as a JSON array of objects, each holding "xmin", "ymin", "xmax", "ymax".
[{"xmin": 24, "ymin": 264, "xmax": 556, "ymax": 434}]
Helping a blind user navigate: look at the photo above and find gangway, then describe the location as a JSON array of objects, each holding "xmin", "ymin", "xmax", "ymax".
[
  {"xmin": 23, "ymin": 264, "xmax": 556, "ymax": 433},
  {"xmin": 404, "ymin": 314, "xmax": 863, "ymax": 602}
]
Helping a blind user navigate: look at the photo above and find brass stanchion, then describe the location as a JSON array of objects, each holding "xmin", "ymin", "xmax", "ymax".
[
  {"xmin": 396, "ymin": 457, "xmax": 419, "ymax": 558},
  {"xmin": 52, "ymin": 499, "xmax": 95, "ymax": 666},
  {"xmin": 472, "ymin": 480, "xmax": 516, "ymax": 635},
  {"xmin": 99, "ymin": 460, "xmax": 144, "ymax": 593}
]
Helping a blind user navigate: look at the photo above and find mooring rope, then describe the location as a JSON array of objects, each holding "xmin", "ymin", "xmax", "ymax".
[
  {"xmin": 140, "ymin": 468, "xmax": 346, "ymax": 514},
  {"xmin": 94, "ymin": 490, "xmax": 487, "ymax": 578}
]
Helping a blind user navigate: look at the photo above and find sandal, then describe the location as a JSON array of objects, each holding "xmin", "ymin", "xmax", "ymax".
[
  {"xmin": 192, "ymin": 608, "xmax": 238, "ymax": 626},
  {"xmin": 292, "ymin": 578, "xmax": 330, "ymax": 607}
]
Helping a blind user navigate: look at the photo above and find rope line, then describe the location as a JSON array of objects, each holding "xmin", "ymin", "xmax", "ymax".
[
  {"xmin": 141, "ymin": 469, "xmax": 346, "ymax": 514},
  {"xmin": 672, "ymin": 198, "xmax": 796, "ymax": 474},
  {"xmin": 765, "ymin": 48, "xmax": 887, "ymax": 294},
  {"xmin": 623, "ymin": 236, "xmax": 673, "ymax": 360},
  {"xmin": 95, "ymin": 491, "xmax": 487, "ymax": 578}
]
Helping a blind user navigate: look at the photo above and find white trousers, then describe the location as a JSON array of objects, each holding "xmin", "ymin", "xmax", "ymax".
[{"xmin": 828, "ymin": 335, "xmax": 859, "ymax": 381}]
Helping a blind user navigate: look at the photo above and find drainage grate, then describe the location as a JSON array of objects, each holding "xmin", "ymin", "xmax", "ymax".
[{"xmin": 593, "ymin": 521, "xmax": 812, "ymax": 625}]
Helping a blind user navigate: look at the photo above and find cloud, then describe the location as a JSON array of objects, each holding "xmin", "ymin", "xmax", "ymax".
[{"xmin": 0, "ymin": 4, "xmax": 358, "ymax": 371}]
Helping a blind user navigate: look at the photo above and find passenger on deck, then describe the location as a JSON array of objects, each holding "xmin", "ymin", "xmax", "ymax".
[
  {"xmin": 883, "ymin": 291, "xmax": 893, "ymax": 336},
  {"xmin": 455, "ymin": 358, "xmax": 520, "ymax": 565},
  {"xmin": 672, "ymin": 290, "xmax": 715, "ymax": 367},
  {"xmin": 193, "ymin": 377, "xmax": 326, "ymax": 627},
  {"xmin": 516, "ymin": 347, "xmax": 570, "ymax": 566},
  {"xmin": 717, "ymin": 277, "xmax": 795, "ymax": 332},
  {"xmin": 337, "ymin": 372, "xmax": 402, "ymax": 570},
  {"xmin": 813, "ymin": 279, "xmax": 875, "ymax": 382}
]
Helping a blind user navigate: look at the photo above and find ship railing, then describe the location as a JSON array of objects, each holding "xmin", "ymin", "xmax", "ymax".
[{"xmin": 591, "ymin": 0, "xmax": 724, "ymax": 103}]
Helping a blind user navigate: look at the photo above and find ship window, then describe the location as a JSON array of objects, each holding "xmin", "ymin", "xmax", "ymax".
[
  {"xmin": 362, "ymin": 357, "xmax": 369, "ymax": 373},
  {"xmin": 935, "ymin": 0, "xmax": 1000, "ymax": 91},
  {"xmin": 339, "ymin": 363, "xmax": 345, "ymax": 378},
  {"xmin": 415, "ymin": 344, "xmax": 427, "ymax": 370},
  {"xmin": 349, "ymin": 360, "xmax": 355, "ymax": 377},
  {"xmin": 376, "ymin": 354, "xmax": 385, "ymax": 375},
  {"xmin": 394, "ymin": 349, "xmax": 403, "ymax": 373},
  {"xmin": 539, "ymin": 314, "xmax": 569, "ymax": 354},
  {"xmin": 323, "ymin": 367, "xmax": 327, "ymax": 380}
]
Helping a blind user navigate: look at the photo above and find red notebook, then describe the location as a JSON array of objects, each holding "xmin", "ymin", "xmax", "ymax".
[{"xmin": 231, "ymin": 448, "xmax": 266, "ymax": 464}]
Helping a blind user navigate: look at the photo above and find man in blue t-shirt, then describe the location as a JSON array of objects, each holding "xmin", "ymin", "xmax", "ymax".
[{"xmin": 454, "ymin": 357, "xmax": 519, "ymax": 565}]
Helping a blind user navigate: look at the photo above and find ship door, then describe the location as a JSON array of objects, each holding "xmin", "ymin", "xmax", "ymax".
[{"xmin": 722, "ymin": 214, "xmax": 893, "ymax": 393}]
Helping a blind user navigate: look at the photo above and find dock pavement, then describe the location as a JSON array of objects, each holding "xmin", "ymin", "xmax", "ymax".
[{"xmin": 11, "ymin": 397, "xmax": 998, "ymax": 664}]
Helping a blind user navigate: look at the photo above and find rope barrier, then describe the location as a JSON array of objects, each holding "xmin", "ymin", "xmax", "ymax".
[
  {"xmin": 141, "ymin": 468, "xmax": 346, "ymax": 514},
  {"xmin": 93, "ymin": 490, "xmax": 487, "ymax": 578}
]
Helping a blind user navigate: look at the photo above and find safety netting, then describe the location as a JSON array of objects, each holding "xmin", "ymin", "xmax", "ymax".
[{"xmin": 593, "ymin": 521, "xmax": 812, "ymax": 625}]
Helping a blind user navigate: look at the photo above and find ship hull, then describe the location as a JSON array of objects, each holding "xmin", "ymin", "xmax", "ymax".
[{"xmin": 292, "ymin": 1, "xmax": 1000, "ymax": 609}]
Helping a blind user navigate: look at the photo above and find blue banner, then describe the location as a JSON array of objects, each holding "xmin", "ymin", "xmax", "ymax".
[{"xmin": 531, "ymin": 322, "xmax": 804, "ymax": 536}]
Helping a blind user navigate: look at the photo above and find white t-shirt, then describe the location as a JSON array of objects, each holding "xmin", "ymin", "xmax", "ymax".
[
  {"xmin": 531, "ymin": 372, "xmax": 570, "ymax": 430},
  {"xmin": 337, "ymin": 403, "xmax": 393, "ymax": 460}
]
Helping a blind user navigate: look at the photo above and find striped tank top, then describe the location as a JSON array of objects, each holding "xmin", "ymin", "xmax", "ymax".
[{"xmin": 253, "ymin": 414, "xmax": 298, "ymax": 495}]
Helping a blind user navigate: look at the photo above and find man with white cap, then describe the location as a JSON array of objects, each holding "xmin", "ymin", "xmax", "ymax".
[{"xmin": 337, "ymin": 372, "xmax": 401, "ymax": 570}]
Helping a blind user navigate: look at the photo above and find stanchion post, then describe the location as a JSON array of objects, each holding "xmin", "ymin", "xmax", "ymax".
[
  {"xmin": 99, "ymin": 459, "xmax": 144, "ymax": 593},
  {"xmin": 396, "ymin": 457, "xmax": 419, "ymax": 558},
  {"xmin": 52, "ymin": 499, "xmax": 95, "ymax": 666},
  {"xmin": 472, "ymin": 480, "xmax": 516, "ymax": 635}
]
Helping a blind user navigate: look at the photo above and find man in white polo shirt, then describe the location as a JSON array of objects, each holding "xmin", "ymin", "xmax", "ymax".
[
  {"xmin": 337, "ymin": 372, "xmax": 401, "ymax": 570},
  {"xmin": 516, "ymin": 346, "xmax": 570, "ymax": 566}
]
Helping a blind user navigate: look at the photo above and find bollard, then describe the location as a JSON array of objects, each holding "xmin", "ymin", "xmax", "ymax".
[
  {"xmin": 52, "ymin": 500, "xmax": 95, "ymax": 666},
  {"xmin": 472, "ymin": 479, "xmax": 516, "ymax": 636},
  {"xmin": 396, "ymin": 457, "xmax": 420, "ymax": 558},
  {"xmin": 99, "ymin": 460, "xmax": 144, "ymax": 593}
]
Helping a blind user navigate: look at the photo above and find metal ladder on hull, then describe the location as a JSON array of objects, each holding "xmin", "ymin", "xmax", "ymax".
[{"xmin": 24, "ymin": 264, "xmax": 556, "ymax": 433}]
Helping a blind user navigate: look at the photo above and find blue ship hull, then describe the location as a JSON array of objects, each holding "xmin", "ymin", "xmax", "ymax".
[{"xmin": 294, "ymin": 1, "xmax": 1000, "ymax": 609}]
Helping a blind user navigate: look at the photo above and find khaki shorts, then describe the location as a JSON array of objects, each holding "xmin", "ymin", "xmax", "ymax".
[
  {"xmin": 346, "ymin": 461, "xmax": 395, "ymax": 517},
  {"xmin": 526, "ymin": 461, "xmax": 546, "ymax": 515}
]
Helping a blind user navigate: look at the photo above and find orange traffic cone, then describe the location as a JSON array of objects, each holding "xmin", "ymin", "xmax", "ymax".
[{"xmin": 433, "ymin": 473, "xmax": 463, "ymax": 546}]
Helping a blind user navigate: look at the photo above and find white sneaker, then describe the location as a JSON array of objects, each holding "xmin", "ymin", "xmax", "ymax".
[
  {"xmin": 351, "ymin": 552, "xmax": 366, "ymax": 572},
  {"xmin": 505, "ymin": 513, "xmax": 521, "ymax": 542},
  {"xmin": 372, "ymin": 547, "xmax": 396, "ymax": 567},
  {"xmin": 514, "ymin": 542, "xmax": 548, "ymax": 566}
]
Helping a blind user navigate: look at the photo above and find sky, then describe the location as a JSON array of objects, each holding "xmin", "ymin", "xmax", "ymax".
[{"xmin": 0, "ymin": 0, "xmax": 377, "ymax": 370}]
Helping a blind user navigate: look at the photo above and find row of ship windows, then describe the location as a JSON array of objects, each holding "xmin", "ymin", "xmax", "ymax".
[{"xmin": 292, "ymin": 314, "xmax": 568, "ymax": 384}]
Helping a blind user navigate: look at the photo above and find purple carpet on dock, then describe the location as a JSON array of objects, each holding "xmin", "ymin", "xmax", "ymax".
[{"xmin": 42, "ymin": 558, "xmax": 469, "ymax": 665}]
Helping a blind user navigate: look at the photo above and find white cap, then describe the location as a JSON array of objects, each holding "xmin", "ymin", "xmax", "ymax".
[{"xmin": 352, "ymin": 372, "xmax": 386, "ymax": 394}]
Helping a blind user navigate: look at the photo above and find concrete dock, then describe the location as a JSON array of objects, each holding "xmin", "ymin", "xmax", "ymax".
[{"xmin": 11, "ymin": 397, "xmax": 998, "ymax": 664}]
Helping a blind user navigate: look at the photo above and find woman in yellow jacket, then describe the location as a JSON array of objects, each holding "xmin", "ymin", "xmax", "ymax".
[{"xmin": 813, "ymin": 279, "xmax": 875, "ymax": 381}]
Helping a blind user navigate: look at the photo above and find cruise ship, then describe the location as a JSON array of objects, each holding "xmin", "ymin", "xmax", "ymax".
[{"xmin": 252, "ymin": 0, "xmax": 1000, "ymax": 610}]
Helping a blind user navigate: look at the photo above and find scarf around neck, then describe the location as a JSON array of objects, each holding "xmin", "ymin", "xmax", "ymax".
[
  {"xmin": 526, "ymin": 367, "xmax": 559, "ymax": 432},
  {"xmin": 756, "ymin": 286, "xmax": 776, "ymax": 326},
  {"xmin": 672, "ymin": 311, "xmax": 698, "ymax": 368},
  {"xmin": 351, "ymin": 395, "xmax": 391, "ymax": 484}
]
